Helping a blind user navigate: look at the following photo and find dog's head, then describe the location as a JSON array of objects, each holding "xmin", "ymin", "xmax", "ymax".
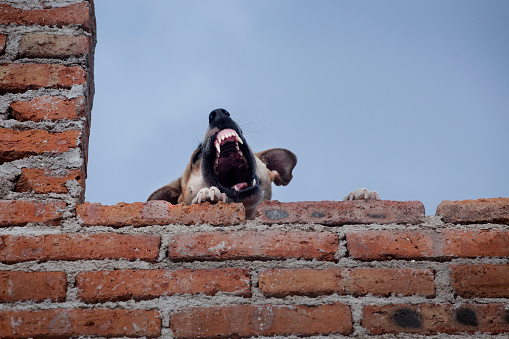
[
  {"xmin": 148, "ymin": 108, "xmax": 297, "ymax": 219},
  {"xmin": 200, "ymin": 108, "xmax": 263, "ymax": 207}
]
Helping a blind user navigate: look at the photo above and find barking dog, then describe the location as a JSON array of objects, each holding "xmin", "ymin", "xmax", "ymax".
[{"xmin": 148, "ymin": 108, "xmax": 297, "ymax": 219}]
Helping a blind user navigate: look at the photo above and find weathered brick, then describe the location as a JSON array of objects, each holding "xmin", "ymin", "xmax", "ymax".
[
  {"xmin": 0, "ymin": 34, "xmax": 5, "ymax": 55},
  {"xmin": 0, "ymin": 233, "xmax": 160, "ymax": 264},
  {"xmin": 363, "ymin": 303, "xmax": 509, "ymax": 335},
  {"xmin": 0, "ymin": 200, "xmax": 65, "ymax": 227},
  {"xmin": 0, "ymin": 128, "xmax": 80, "ymax": 163},
  {"xmin": 170, "ymin": 303, "xmax": 352, "ymax": 338},
  {"xmin": 0, "ymin": 63, "xmax": 86, "ymax": 94},
  {"xmin": 77, "ymin": 268, "xmax": 250, "ymax": 303},
  {"xmin": 0, "ymin": 309, "xmax": 160, "ymax": 338},
  {"xmin": 0, "ymin": 271, "xmax": 66, "ymax": 302},
  {"xmin": 443, "ymin": 229, "xmax": 509, "ymax": 258},
  {"xmin": 347, "ymin": 230, "xmax": 441, "ymax": 260},
  {"xmin": 168, "ymin": 231, "xmax": 338, "ymax": 261},
  {"xmin": 450, "ymin": 264, "xmax": 509, "ymax": 298},
  {"xmin": 259, "ymin": 268, "xmax": 435, "ymax": 298},
  {"xmin": 10, "ymin": 95, "xmax": 85, "ymax": 122},
  {"xmin": 77, "ymin": 200, "xmax": 245, "ymax": 227},
  {"xmin": 436, "ymin": 198, "xmax": 509, "ymax": 224},
  {"xmin": 256, "ymin": 200, "xmax": 425, "ymax": 225},
  {"xmin": 19, "ymin": 33, "xmax": 90, "ymax": 59},
  {"xmin": 348, "ymin": 229, "xmax": 509, "ymax": 261},
  {"xmin": 0, "ymin": 3, "xmax": 92, "ymax": 32},
  {"xmin": 15, "ymin": 168, "xmax": 84, "ymax": 194}
]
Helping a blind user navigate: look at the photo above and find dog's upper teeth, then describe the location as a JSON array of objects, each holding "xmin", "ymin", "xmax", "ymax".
[
  {"xmin": 235, "ymin": 135, "xmax": 243, "ymax": 144},
  {"xmin": 252, "ymin": 178, "xmax": 256, "ymax": 186},
  {"xmin": 215, "ymin": 141, "xmax": 220, "ymax": 154}
]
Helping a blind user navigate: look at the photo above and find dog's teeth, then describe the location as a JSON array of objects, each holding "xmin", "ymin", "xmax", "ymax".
[
  {"xmin": 238, "ymin": 150, "xmax": 243, "ymax": 157},
  {"xmin": 234, "ymin": 186, "xmax": 239, "ymax": 191},
  {"xmin": 235, "ymin": 135, "xmax": 243, "ymax": 144},
  {"xmin": 215, "ymin": 142, "xmax": 221, "ymax": 154},
  {"xmin": 252, "ymin": 179, "xmax": 256, "ymax": 186}
]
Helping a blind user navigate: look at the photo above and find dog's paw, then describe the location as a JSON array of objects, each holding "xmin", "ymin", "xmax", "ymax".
[
  {"xmin": 192, "ymin": 186, "xmax": 228, "ymax": 204},
  {"xmin": 343, "ymin": 188, "xmax": 380, "ymax": 201}
]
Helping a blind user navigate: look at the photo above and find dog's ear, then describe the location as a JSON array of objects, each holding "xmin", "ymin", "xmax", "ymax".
[
  {"xmin": 256, "ymin": 148, "xmax": 297, "ymax": 186},
  {"xmin": 147, "ymin": 178, "xmax": 182, "ymax": 204}
]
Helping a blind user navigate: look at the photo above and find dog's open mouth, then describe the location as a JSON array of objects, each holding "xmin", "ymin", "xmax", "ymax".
[{"xmin": 211, "ymin": 128, "xmax": 258, "ymax": 200}]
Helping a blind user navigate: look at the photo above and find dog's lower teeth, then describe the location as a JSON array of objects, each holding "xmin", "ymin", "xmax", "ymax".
[{"xmin": 252, "ymin": 179, "xmax": 256, "ymax": 186}]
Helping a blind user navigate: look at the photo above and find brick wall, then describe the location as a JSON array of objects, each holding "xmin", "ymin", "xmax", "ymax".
[{"xmin": 0, "ymin": 1, "xmax": 508, "ymax": 338}]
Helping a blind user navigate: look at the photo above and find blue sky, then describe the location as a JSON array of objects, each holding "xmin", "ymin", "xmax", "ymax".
[{"xmin": 86, "ymin": 1, "xmax": 509, "ymax": 215}]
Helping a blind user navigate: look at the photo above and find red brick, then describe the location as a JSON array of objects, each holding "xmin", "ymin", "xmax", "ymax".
[
  {"xmin": 363, "ymin": 303, "xmax": 509, "ymax": 335},
  {"xmin": 15, "ymin": 168, "xmax": 84, "ymax": 194},
  {"xmin": 0, "ymin": 128, "xmax": 81, "ymax": 163},
  {"xmin": 0, "ymin": 200, "xmax": 65, "ymax": 226},
  {"xmin": 77, "ymin": 268, "xmax": 250, "ymax": 303},
  {"xmin": 0, "ymin": 309, "xmax": 160, "ymax": 338},
  {"xmin": 0, "ymin": 233, "xmax": 160, "ymax": 264},
  {"xmin": 0, "ymin": 3, "xmax": 92, "ymax": 32},
  {"xmin": 168, "ymin": 231, "xmax": 338, "ymax": 261},
  {"xmin": 0, "ymin": 271, "xmax": 66, "ymax": 302},
  {"xmin": 443, "ymin": 229, "xmax": 509, "ymax": 258},
  {"xmin": 170, "ymin": 303, "xmax": 352, "ymax": 338},
  {"xmin": 0, "ymin": 34, "xmax": 5, "ymax": 55},
  {"xmin": 436, "ymin": 198, "xmax": 509, "ymax": 224},
  {"xmin": 19, "ymin": 33, "xmax": 90, "ymax": 59},
  {"xmin": 348, "ymin": 229, "xmax": 509, "ymax": 261},
  {"xmin": 256, "ymin": 200, "xmax": 425, "ymax": 225},
  {"xmin": 0, "ymin": 63, "xmax": 86, "ymax": 94},
  {"xmin": 10, "ymin": 95, "xmax": 85, "ymax": 122},
  {"xmin": 77, "ymin": 200, "xmax": 245, "ymax": 227},
  {"xmin": 347, "ymin": 230, "xmax": 442, "ymax": 260},
  {"xmin": 259, "ymin": 268, "xmax": 435, "ymax": 298},
  {"xmin": 450, "ymin": 264, "xmax": 509, "ymax": 298}
]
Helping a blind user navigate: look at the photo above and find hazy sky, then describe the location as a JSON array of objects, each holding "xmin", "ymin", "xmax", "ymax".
[{"xmin": 86, "ymin": 1, "xmax": 509, "ymax": 215}]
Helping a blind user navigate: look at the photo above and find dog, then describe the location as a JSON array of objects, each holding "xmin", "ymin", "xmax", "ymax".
[{"xmin": 148, "ymin": 108, "xmax": 297, "ymax": 219}]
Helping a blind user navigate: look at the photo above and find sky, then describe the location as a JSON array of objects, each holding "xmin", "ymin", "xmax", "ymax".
[{"xmin": 86, "ymin": 1, "xmax": 509, "ymax": 216}]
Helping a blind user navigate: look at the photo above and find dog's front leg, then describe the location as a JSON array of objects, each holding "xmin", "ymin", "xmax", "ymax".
[{"xmin": 192, "ymin": 186, "xmax": 229, "ymax": 204}]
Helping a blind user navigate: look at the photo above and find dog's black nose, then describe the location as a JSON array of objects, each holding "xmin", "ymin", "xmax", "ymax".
[{"xmin": 209, "ymin": 108, "xmax": 230, "ymax": 124}]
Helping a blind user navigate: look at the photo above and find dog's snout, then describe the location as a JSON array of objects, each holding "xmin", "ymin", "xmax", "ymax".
[{"xmin": 209, "ymin": 108, "xmax": 230, "ymax": 124}]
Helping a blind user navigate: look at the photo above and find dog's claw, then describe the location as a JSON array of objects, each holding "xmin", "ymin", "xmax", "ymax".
[
  {"xmin": 192, "ymin": 186, "xmax": 225, "ymax": 205},
  {"xmin": 343, "ymin": 188, "xmax": 380, "ymax": 201}
]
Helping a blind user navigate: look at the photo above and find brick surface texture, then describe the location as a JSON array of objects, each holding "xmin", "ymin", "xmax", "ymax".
[
  {"xmin": 19, "ymin": 32, "xmax": 91, "ymax": 58},
  {"xmin": 76, "ymin": 268, "xmax": 251, "ymax": 302},
  {"xmin": 0, "ymin": 309, "xmax": 160, "ymax": 338},
  {"xmin": 259, "ymin": 268, "xmax": 435, "ymax": 297},
  {"xmin": 0, "ymin": 33, "xmax": 6, "ymax": 54},
  {"xmin": 168, "ymin": 230, "xmax": 338, "ymax": 261},
  {"xmin": 170, "ymin": 303, "xmax": 352, "ymax": 338},
  {"xmin": 16, "ymin": 168, "xmax": 84, "ymax": 194},
  {"xmin": 10, "ymin": 95, "xmax": 86, "ymax": 122},
  {"xmin": 0, "ymin": 200, "xmax": 65, "ymax": 226},
  {"xmin": 0, "ymin": 128, "xmax": 81, "ymax": 163},
  {"xmin": 0, "ymin": 233, "xmax": 160, "ymax": 263},
  {"xmin": 0, "ymin": 63, "xmax": 87, "ymax": 94},
  {"xmin": 0, "ymin": 2, "xmax": 507, "ymax": 338},
  {"xmin": 0, "ymin": 271, "xmax": 66, "ymax": 302}
]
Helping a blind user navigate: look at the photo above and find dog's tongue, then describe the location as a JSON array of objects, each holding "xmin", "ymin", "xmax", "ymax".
[{"xmin": 232, "ymin": 182, "xmax": 248, "ymax": 191}]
